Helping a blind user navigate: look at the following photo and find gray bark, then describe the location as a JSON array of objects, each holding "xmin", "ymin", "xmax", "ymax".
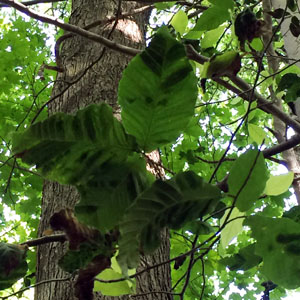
[
  {"xmin": 268, "ymin": 0, "xmax": 300, "ymax": 203},
  {"xmin": 35, "ymin": 1, "xmax": 172, "ymax": 299}
]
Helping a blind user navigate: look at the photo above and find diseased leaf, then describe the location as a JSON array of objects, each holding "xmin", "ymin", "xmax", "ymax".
[
  {"xmin": 118, "ymin": 26, "xmax": 198, "ymax": 151},
  {"xmin": 228, "ymin": 149, "xmax": 268, "ymax": 212}
]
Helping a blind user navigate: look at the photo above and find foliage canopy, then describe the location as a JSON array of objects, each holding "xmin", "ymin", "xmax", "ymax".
[{"xmin": 1, "ymin": 0, "xmax": 300, "ymax": 299}]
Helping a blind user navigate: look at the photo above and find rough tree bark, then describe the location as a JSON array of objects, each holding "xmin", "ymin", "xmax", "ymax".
[{"xmin": 35, "ymin": 1, "xmax": 172, "ymax": 299}]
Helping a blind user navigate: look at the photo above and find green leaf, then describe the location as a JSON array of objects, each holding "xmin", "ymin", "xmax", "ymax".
[
  {"xmin": 118, "ymin": 26, "xmax": 198, "ymax": 151},
  {"xmin": 184, "ymin": 220, "xmax": 215, "ymax": 235},
  {"xmin": 228, "ymin": 149, "xmax": 268, "ymax": 212},
  {"xmin": 283, "ymin": 205, "xmax": 300, "ymax": 224},
  {"xmin": 248, "ymin": 123, "xmax": 266, "ymax": 145},
  {"xmin": 12, "ymin": 104, "xmax": 136, "ymax": 185},
  {"xmin": 201, "ymin": 26, "xmax": 226, "ymax": 49},
  {"xmin": 75, "ymin": 154, "xmax": 154, "ymax": 231},
  {"xmin": 117, "ymin": 171, "xmax": 221, "ymax": 273},
  {"xmin": 94, "ymin": 269, "xmax": 132, "ymax": 296},
  {"xmin": 264, "ymin": 172, "xmax": 294, "ymax": 196},
  {"xmin": 219, "ymin": 207, "xmax": 244, "ymax": 254},
  {"xmin": 59, "ymin": 238, "xmax": 111, "ymax": 274},
  {"xmin": 0, "ymin": 243, "xmax": 28, "ymax": 290},
  {"xmin": 277, "ymin": 73, "xmax": 300, "ymax": 103},
  {"xmin": 171, "ymin": 10, "xmax": 188, "ymax": 35},
  {"xmin": 220, "ymin": 243, "xmax": 262, "ymax": 271},
  {"xmin": 250, "ymin": 38, "xmax": 263, "ymax": 51},
  {"xmin": 245, "ymin": 216, "xmax": 300, "ymax": 289},
  {"xmin": 194, "ymin": 0, "xmax": 234, "ymax": 31}
]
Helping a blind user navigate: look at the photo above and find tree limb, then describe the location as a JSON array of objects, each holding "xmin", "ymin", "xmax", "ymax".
[
  {"xmin": 0, "ymin": 0, "xmax": 140, "ymax": 56},
  {"xmin": 0, "ymin": 0, "xmax": 65, "ymax": 7},
  {"xmin": 186, "ymin": 44, "xmax": 300, "ymax": 135},
  {"xmin": 21, "ymin": 233, "xmax": 67, "ymax": 247}
]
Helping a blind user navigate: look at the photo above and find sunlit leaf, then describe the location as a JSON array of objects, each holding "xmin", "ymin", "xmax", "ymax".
[
  {"xmin": 118, "ymin": 26, "xmax": 198, "ymax": 151},
  {"xmin": 248, "ymin": 123, "xmax": 266, "ymax": 145},
  {"xmin": 171, "ymin": 10, "xmax": 188, "ymax": 35},
  {"xmin": 264, "ymin": 172, "xmax": 294, "ymax": 196}
]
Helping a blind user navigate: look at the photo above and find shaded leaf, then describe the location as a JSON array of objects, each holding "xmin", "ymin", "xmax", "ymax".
[
  {"xmin": 0, "ymin": 243, "xmax": 28, "ymax": 290},
  {"xmin": 117, "ymin": 171, "xmax": 222, "ymax": 273},
  {"xmin": 75, "ymin": 154, "xmax": 154, "ymax": 231},
  {"xmin": 220, "ymin": 243, "xmax": 262, "ymax": 271},
  {"xmin": 228, "ymin": 149, "xmax": 268, "ymax": 212},
  {"xmin": 267, "ymin": 9, "xmax": 288, "ymax": 19},
  {"xmin": 13, "ymin": 104, "xmax": 136, "ymax": 185},
  {"xmin": 283, "ymin": 205, "xmax": 300, "ymax": 224}
]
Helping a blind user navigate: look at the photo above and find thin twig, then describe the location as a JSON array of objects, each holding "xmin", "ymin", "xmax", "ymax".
[{"xmin": 0, "ymin": 276, "xmax": 72, "ymax": 300}]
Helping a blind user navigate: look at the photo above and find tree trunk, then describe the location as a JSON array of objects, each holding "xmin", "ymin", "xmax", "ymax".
[
  {"xmin": 269, "ymin": 0, "xmax": 300, "ymax": 203},
  {"xmin": 35, "ymin": 1, "xmax": 172, "ymax": 299}
]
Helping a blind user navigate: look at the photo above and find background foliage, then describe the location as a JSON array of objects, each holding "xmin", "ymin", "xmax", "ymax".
[{"xmin": 1, "ymin": 0, "xmax": 300, "ymax": 299}]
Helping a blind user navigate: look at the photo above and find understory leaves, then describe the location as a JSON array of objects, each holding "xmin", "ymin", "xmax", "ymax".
[
  {"xmin": 118, "ymin": 26, "xmax": 198, "ymax": 151},
  {"xmin": 228, "ymin": 149, "xmax": 268, "ymax": 212},
  {"xmin": 117, "ymin": 171, "xmax": 222, "ymax": 272},
  {"xmin": 245, "ymin": 216, "xmax": 300, "ymax": 289},
  {"xmin": 0, "ymin": 243, "xmax": 28, "ymax": 290}
]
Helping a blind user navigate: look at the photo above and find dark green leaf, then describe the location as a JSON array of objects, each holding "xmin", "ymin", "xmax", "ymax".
[
  {"xmin": 283, "ymin": 206, "xmax": 300, "ymax": 224},
  {"xmin": 117, "ymin": 171, "xmax": 221, "ymax": 272},
  {"xmin": 277, "ymin": 73, "xmax": 300, "ymax": 102},
  {"xmin": 267, "ymin": 9, "xmax": 288, "ymax": 19},
  {"xmin": 287, "ymin": 0, "xmax": 297, "ymax": 12},
  {"xmin": 0, "ymin": 243, "xmax": 28, "ymax": 290},
  {"xmin": 220, "ymin": 243, "xmax": 262, "ymax": 271},
  {"xmin": 75, "ymin": 154, "xmax": 154, "ymax": 231},
  {"xmin": 13, "ymin": 104, "xmax": 136, "ymax": 185}
]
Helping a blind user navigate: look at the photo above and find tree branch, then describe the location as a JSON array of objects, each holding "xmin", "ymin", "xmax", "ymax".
[
  {"xmin": 0, "ymin": 0, "xmax": 65, "ymax": 7},
  {"xmin": 0, "ymin": 0, "xmax": 140, "ymax": 56},
  {"xmin": 185, "ymin": 44, "xmax": 300, "ymax": 135},
  {"xmin": 263, "ymin": 134, "xmax": 300, "ymax": 158},
  {"xmin": 0, "ymin": 276, "xmax": 72, "ymax": 300},
  {"xmin": 21, "ymin": 234, "xmax": 67, "ymax": 247}
]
